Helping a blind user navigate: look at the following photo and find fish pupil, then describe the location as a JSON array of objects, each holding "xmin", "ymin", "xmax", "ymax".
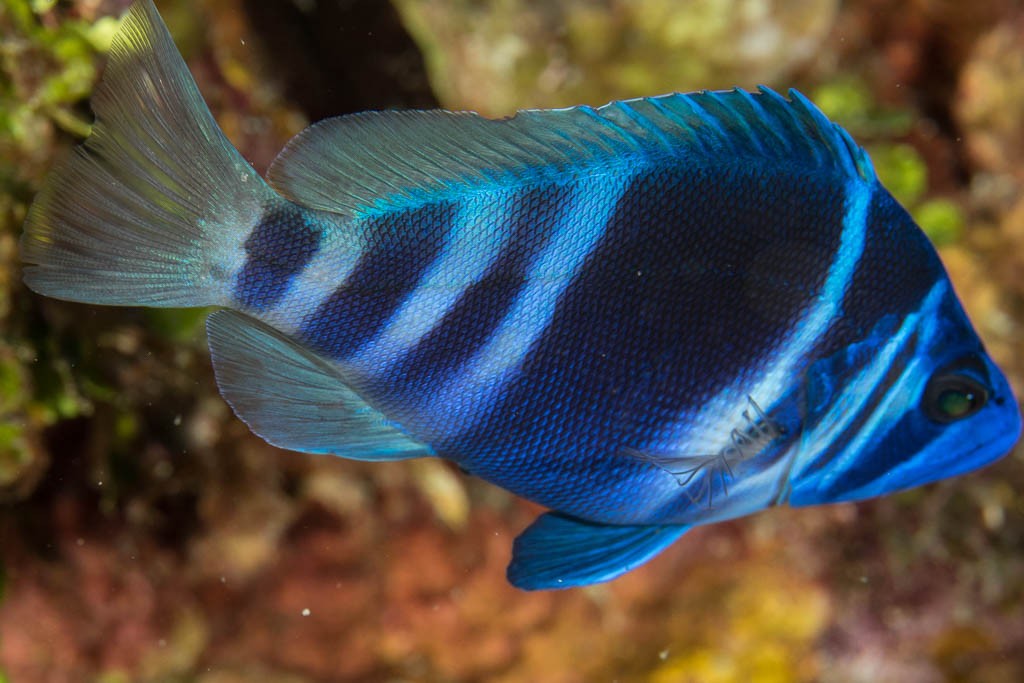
[
  {"xmin": 923, "ymin": 364, "xmax": 989, "ymax": 423},
  {"xmin": 938, "ymin": 388, "xmax": 975, "ymax": 418}
]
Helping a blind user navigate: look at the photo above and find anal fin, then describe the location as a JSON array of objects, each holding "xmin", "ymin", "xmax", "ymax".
[
  {"xmin": 507, "ymin": 512, "xmax": 689, "ymax": 590},
  {"xmin": 206, "ymin": 310, "xmax": 432, "ymax": 461}
]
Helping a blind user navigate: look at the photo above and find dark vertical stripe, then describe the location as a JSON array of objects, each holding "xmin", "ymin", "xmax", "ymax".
[
  {"xmin": 391, "ymin": 184, "xmax": 573, "ymax": 388},
  {"xmin": 809, "ymin": 187, "xmax": 945, "ymax": 361},
  {"xmin": 439, "ymin": 166, "xmax": 850, "ymax": 516},
  {"xmin": 233, "ymin": 202, "xmax": 322, "ymax": 311},
  {"xmin": 299, "ymin": 201, "xmax": 455, "ymax": 359}
]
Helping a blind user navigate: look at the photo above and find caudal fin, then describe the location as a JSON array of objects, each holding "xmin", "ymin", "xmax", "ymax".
[{"xmin": 21, "ymin": 0, "xmax": 278, "ymax": 307}]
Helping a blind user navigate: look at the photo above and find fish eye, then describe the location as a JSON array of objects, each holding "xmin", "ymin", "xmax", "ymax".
[{"xmin": 923, "ymin": 361, "xmax": 990, "ymax": 424}]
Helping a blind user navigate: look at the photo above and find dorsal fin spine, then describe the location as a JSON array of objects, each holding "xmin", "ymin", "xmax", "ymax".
[
  {"xmin": 690, "ymin": 93, "xmax": 736, "ymax": 143},
  {"xmin": 581, "ymin": 106, "xmax": 639, "ymax": 150},
  {"xmin": 727, "ymin": 89, "xmax": 772, "ymax": 155},
  {"xmin": 790, "ymin": 91, "xmax": 834, "ymax": 164},
  {"xmin": 752, "ymin": 90, "xmax": 793, "ymax": 151},
  {"xmin": 614, "ymin": 101, "xmax": 676, "ymax": 152},
  {"xmin": 268, "ymin": 87, "xmax": 878, "ymax": 218},
  {"xmin": 646, "ymin": 97, "xmax": 698, "ymax": 143}
]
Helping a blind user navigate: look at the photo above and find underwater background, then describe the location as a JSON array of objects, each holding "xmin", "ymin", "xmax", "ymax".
[{"xmin": 1, "ymin": 0, "xmax": 1023, "ymax": 681}]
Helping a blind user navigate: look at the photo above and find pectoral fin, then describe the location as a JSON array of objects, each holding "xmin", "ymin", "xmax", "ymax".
[{"xmin": 507, "ymin": 512, "xmax": 689, "ymax": 590}]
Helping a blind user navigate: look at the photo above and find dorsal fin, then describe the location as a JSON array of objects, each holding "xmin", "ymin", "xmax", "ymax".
[{"xmin": 267, "ymin": 87, "xmax": 876, "ymax": 217}]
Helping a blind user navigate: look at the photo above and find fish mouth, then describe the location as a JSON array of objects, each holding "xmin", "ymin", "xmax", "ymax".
[
  {"xmin": 789, "ymin": 350, "xmax": 1021, "ymax": 506},
  {"xmin": 843, "ymin": 388, "xmax": 1020, "ymax": 502}
]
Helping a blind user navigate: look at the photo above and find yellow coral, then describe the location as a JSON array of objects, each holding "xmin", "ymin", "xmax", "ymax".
[{"xmin": 651, "ymin": 560, "xmax": 830, "ymax": 683}]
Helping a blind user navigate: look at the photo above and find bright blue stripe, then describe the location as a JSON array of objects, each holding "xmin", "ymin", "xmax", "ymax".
[
  {"xmin": 430, "ymin": 165, "xmax": 862, "ymax": 523},
  {"xmin": 257, "ymin": 221, "xmax": 365, "ymax": 335},
  {"xmin": 348, "ymin": 193, "xmax": 517, "ymax": 368},
  {"xmin": 805, "ymin": 327, "xmax": 922, "ymax": 484},
  {"xmin": 838, "ymin": 188, "xmax": 945, "ymax": 339},
  {"xmin": 421, "ymin": 173, "xmax": 632, "ymax": 438},
  {"xmin": 298, "ymin": 201, "xmax": 456, "ymax": 359},
  {"xmin": 654, "ymin": 176, "xmax": 871, "ymax": 465},
  {"xmin": 389, "ymin": 183, "xmax": 573, "ymax": 390},
  {"xmin": 789, "ymin": 284, "xmax": 944, "ymax": 501}
]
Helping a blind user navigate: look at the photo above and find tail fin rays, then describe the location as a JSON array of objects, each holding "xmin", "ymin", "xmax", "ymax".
[{"xmin": 21, "ymin": 0, "xmax": 276, "ymax": 307}]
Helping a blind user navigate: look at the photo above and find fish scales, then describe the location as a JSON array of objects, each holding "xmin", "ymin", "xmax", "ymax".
[
  {"xmin": 382, "ymin": 184, "xmax": 573, "ymax": 389},
  {"xmin": 233, "ymin": 202, "xmax": 323, "ymax": 311},
  {"xmin": 346, "ymin": 192, "xmax": 520, "ymax": 368},
  {"xmin": 298, "ymin": 202, "xmax": 456, "ymax": 359},
  {"xmin": 418, "ymin": 167, "xmax": 849, "ymax": 518},
  {"xmin": 837, "ymin": 191, "xmax": 949, "ymax": 331},
  {"xmin": 20, "ymin": 0, "xmax": 1021, "ymax": 590}
]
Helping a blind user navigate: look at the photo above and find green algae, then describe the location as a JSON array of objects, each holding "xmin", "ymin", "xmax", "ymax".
[
  {"xmin": 0, "ymin": 2, "xmax": 1020, "ymax": 682},
  {"xmin": 870, "ymin": 143, "xmax": 929, "ymax": 207},
  {"xmin": 0, "ymin": 1, "xmax": 113, "ymax": 499},
  {"xmin": 914, "ymin": 198, "xmax": 965, "ymax": 247},
  {"xmin": 812, "ymin": 78, "xmax": 914, "ymax": 138},
  {"xmin": 812, "ymin": 78, "xmax": 968, "ymax": 247},
  {"xmin": 394, "ymin": 0, "xmax": 838, "ymax": 116}
]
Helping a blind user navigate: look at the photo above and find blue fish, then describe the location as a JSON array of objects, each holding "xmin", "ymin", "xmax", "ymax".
[{"xmin": 21, "ymin": 1, "xmax": 1021, "ymax": 590}]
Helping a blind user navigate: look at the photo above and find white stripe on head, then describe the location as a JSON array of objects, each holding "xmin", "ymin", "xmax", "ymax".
[{"xmin": 801, "ymin": 279, "xmax": 946, "ymax": 490}]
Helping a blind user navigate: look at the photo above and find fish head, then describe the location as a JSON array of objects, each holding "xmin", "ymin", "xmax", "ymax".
[{"xmin": 788, "ymin": 277, "xmax": 1021, "ymax": 506}]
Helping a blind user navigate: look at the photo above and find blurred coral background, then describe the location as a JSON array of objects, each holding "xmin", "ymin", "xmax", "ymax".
[{"xmin": 1, "ymin": 1, "xmax": 1023, "ymax": 681}]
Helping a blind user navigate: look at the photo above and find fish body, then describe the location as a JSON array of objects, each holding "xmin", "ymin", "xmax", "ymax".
[{"xmin": 21, "ymin": 0, "xmax": 1021, "ymax": 589}]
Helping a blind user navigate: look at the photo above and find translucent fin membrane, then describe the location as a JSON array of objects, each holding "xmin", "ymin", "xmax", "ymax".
[
  {"xmin": 207, "ymin": 310, "xmax": 433, "ymax": 461},
  {"xmin": 21, "ymin": 0, "xmax": 277, "ymax": 307},
  {"xmin": 508, "ymin": 512, "xmax": 690, "ymax": 590},
  {"xmin": 267, "ymin": 86, "xmax": 876, "ymax": 218}
]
